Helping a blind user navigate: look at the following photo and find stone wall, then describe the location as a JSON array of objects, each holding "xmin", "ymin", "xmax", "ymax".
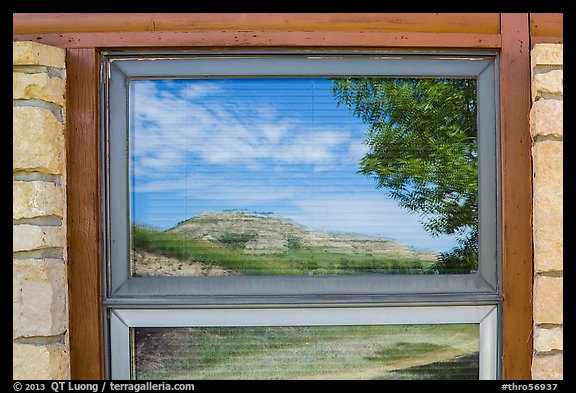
[
  {"xmin": 530, "ymin": 44, "xmax": 563, "ymax": 380},
  {"xmin": 13, "ymin": 42, "xmax": 70, "ymax": 379}
]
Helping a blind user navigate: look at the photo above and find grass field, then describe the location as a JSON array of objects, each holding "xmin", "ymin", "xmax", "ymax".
[
  {"xmin": 135, "ymin": 324, "xmax": 479, "ymax": 380},
  {"xmin": 132, "ymin": 225, "xmax": 434, "ymax": 276}
]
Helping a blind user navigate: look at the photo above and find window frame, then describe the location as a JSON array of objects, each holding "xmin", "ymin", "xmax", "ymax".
[
  {"xmin": 52, "ymin": 14, "xmax": 536, "ymax": 380},
  {"xmin": 102, "ymin": 51, "xmax": 503, "ymax": 380},
  {"xmin": 103, "ymin": 51, "xmax": 501, "ymax": 303},
  {"xmin": 110, "ymin": 305, "xmax": 499, "ymax": 380}
]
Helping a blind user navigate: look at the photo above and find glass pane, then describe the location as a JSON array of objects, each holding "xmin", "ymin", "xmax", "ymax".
[
  {"xmin": 134, "ymin": 324, "xmax": 479, "ymax": 380},
  {"xmin": 129, "ymin": 77, "xmax": 478, "ymax": 276}
]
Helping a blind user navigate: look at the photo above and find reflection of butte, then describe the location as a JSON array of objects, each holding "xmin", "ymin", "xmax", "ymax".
[{"xmin": 166, "ymin": 210, "xmax": 437, "ymax": 259}]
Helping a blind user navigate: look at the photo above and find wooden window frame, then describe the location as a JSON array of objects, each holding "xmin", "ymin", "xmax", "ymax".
[{"xmin": 13, "ymin": 13, "xmax": 542, "ymax": 379}]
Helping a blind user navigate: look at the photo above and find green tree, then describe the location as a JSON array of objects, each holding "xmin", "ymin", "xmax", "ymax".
[{"xmin": 332, "ymin": 78, "xmax": 478, "ymax": 273}]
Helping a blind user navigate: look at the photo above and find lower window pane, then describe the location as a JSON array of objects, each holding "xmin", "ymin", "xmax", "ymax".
[{"xmin": 134, "ymin": 324, "xmax": 479, "ymax": 380}]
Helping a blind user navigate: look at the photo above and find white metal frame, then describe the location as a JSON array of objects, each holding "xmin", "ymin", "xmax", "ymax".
[
  {"xmin": 110, "ymin": 306, "xmax": 499, "ymax": 380},
  {"xmin": 104, "ymin": 52, "xmax": 500, "ymax": 301}
]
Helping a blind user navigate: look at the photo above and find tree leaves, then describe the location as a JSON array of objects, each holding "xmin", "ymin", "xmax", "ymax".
[{"xmin": 332, "ymin": 78, "xmax": 479, "ymax": 273}]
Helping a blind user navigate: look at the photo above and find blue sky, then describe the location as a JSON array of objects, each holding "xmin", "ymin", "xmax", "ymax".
[{"xmin": 129, "ymin": 78, "xmax": 461, "ymax": 252}]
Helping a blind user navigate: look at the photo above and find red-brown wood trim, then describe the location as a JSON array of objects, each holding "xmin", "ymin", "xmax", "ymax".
[
  {"xmin": 500, "ymin": 13, "xmax": 533, "ymax": 380},
  {"xmin": 66, "ymin": 48, "xmax": 104, "ymax": 380},
  {"xmin": 529, "ymin": 13, "xmax": 563, "ymax": 38},
  {"xmin": 530, "ymin": 36, "xmax": 563, "ymax": 48},
  {"xmin": 13, "ymin": 30, "xmax": 502, "ymax": 50},
  {"xmin": 13, "ymin": 13, "xmax": 501, "ymax": 34},
  {"xmin": 40, "ymin": 12, "xmax": 537, "ymax": 380}
]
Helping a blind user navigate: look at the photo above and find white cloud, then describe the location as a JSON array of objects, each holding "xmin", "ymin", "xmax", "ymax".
[
  {"xmin": 347, "ymin": 139, "xmax": 370, "ymax": 162},
  {"xmin": 130, "ymin": 80, "xmax": 363, "ymax": 177},
  {"xmin": 282, "ymin": 194, "xmax": 459, "ymax": 251}
]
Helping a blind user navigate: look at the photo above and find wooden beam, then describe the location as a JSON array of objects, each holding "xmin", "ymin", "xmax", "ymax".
[
  {"xmin": 13, "ymin": 13, "xmax": 501, "ymax": 34},
  {"xmin": 530, "ymin": 13, "xmax": 563, "ymax": 48},
  {"xmin": 499, "ymin": 13, "xmax": 533, "ymax": 380},
  {"xmin": 530, "ymin": 13, "xmax": 563, "ymax": 38},
  {"xmin": 12, "ymin": 13, "xmax": 502, "ymax": 50},
  {"xmin": 65, "ymin": 48, "xmax": 104, "ymax": 380},
  {"xmin": 530, "ymin": 36, "xmax": 563, "ymax": 47},
  {"xmin": 13, "ymin": 30, "xmax": 501, "ymax": 49}
]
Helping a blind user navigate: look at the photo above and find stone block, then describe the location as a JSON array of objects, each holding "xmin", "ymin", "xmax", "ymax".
[
  {"xmin": 531, "ymin": 44, "xmax": 563, "ymax": 66},
  {"xmin": 13, "ymin": 259, "xmax": 67, "ymax": 338},
  {"xmin": 533, "ymin": 276, "xmax": 563, "ymax": 324},
  {"xmin": 533, "ymin": 70, "xmax": 563, "ymax": 98},
  {"xmin": 13, "ymin": 342, "xmax": 69, "ymax": 379},
  {"xmin": 13, "ymin": 106, "xmax": 63, "ymax": 175},
  {"xmin": 13, "ymin": 72, "xmax": 65, "ymax": 106},
  {"xmin": 532, "ymin": 141, "xmax": 563, "ymax": 273},
  {"xmin": 532, "ymin": 353, "xmax": 563, "ymax": 380},
  {"xmin": 13, "ymin": 181, "xmax": 64, "ymax": 219},
  {"xmin": 530, "ymin": 99, "xmax": 563, "ymax": 139},
  {"xmin": 13, "ymin": 41, "xmax": 66, "ymax": 69},
  {"xmin": 13, "ymin": 225, "xmax": 65, "ymax": 252},
  {"xmin": 534, "ymin": 326, "xmax": 563, "ymax": 352}
]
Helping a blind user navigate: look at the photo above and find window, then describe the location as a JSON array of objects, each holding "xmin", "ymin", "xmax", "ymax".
[{"xmin": 103, "ymin": 52, "xmax": 500, "ymax": 379}]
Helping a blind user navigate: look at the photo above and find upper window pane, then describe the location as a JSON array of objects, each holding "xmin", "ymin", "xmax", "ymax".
[{"xmin": 129, "ymin": 77, "xmax": 478, "ymax": 277}]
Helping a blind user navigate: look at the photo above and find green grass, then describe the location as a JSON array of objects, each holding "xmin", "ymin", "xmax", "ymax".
[
  {"xmin": 132, "ymin": 225, "xmax": 433, "ymax": 276},
  {"xmin": 135, "ymin": 324, "xmax": 479, "ymax": 380},
  {"xmin": 366, "ymin": 342, "xmax": 446, "ymax": 362}
]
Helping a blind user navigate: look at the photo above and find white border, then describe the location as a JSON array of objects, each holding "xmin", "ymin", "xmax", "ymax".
[{"xmin": 105, "ymin": 54, "xmax": 499, "ymax": 299}]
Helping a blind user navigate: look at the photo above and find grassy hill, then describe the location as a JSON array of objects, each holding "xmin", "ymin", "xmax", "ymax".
[{"xmin": 132, "ymin": 210, "xmax": 437, "ymax": 276}]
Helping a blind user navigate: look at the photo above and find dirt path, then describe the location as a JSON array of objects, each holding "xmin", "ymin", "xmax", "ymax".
[
  {"xmin": 304, "ymin": 339, "xmax": 478, "ymax": 380},
  {"xmin": 132, "ymin": 250, "xmax": 231, "ymax": 277}
]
